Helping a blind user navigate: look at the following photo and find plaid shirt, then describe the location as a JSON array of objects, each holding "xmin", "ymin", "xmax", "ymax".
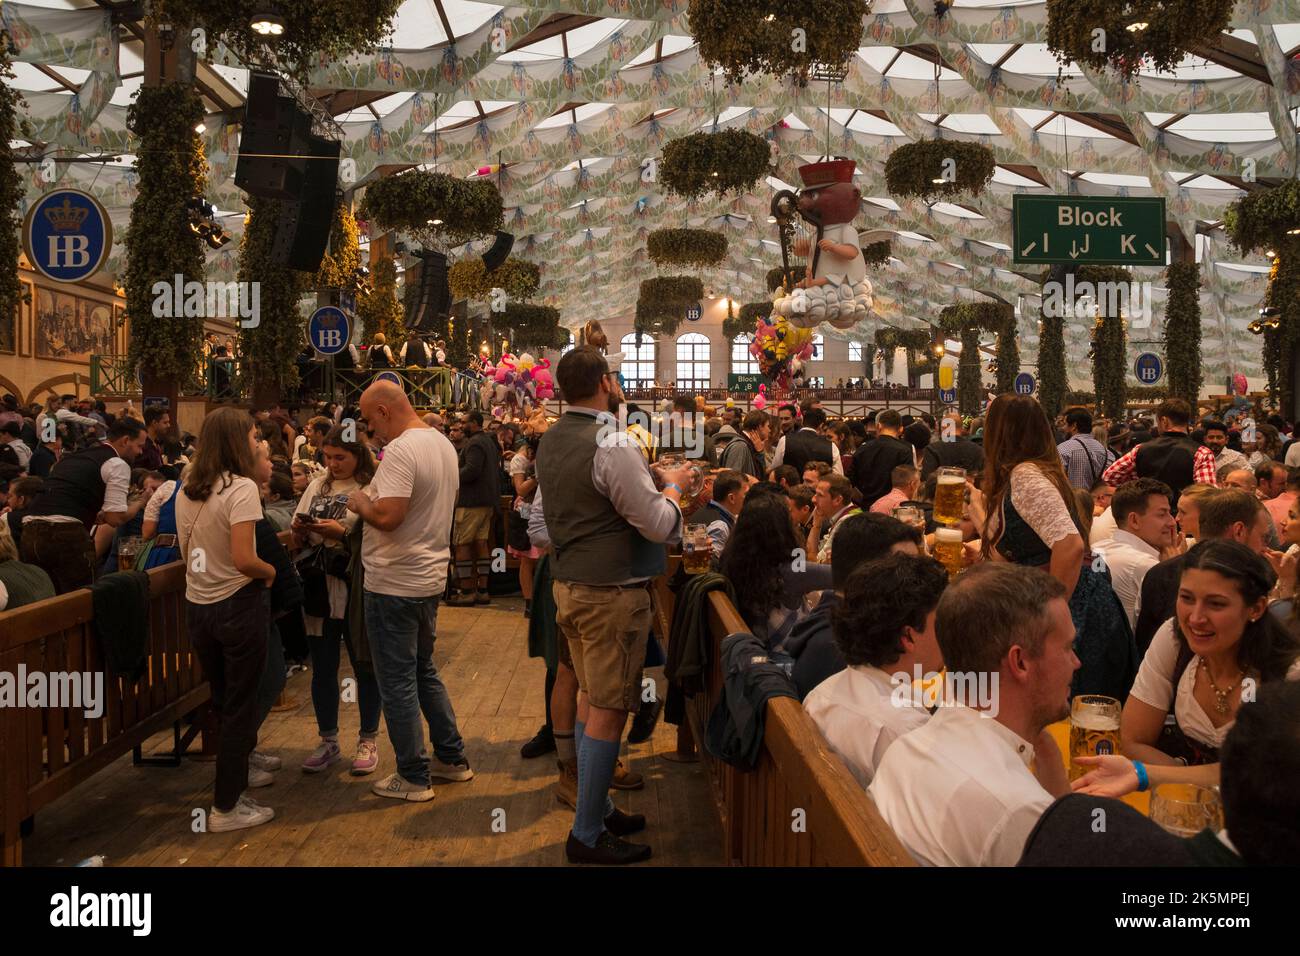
[
  {"xmin": 1057, "ymin": 435, "xmax": 1114, "ymax": 490},
  {"xmin": 1102, "ymin": 440, "xmax": 1219, "ymax": 487}
]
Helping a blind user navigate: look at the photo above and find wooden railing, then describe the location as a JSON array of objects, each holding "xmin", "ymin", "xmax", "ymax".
[
  {"xmin": 0, "ymin": 563, "xmax": 211, "ymax": 867},
  {"xmin": 651, "ymin": 565, "xmax": 915, "ymax": 867}
]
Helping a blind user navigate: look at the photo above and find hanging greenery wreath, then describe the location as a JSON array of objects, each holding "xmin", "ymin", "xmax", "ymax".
[
  {"xmin": 686, "ymin": 0, "xmax": 871, "ymax": 83},
  {"xmin": 0, "ymin": 42, "xmax": 26, "ymax": 338},
  {"xmin": 497, "ymin": 302, "xmax": 563, "ymax": 352},
  {"xmin": 1075, "ymin": 265, "xmax": 1132, "ymax": 420},
  {"xmin": 313, "ymin": 204, "xmax": 361, "ymax": 291},
  {"xmin": 447, "ymin": 257, "xmax": 541, "ymax": 302},
  {"xmin": 357, "ymin": 255, "xmax": 404, "ymax": 344},
  {"xmin": 635, "ymin": 276, "xmax": 704, "ymax": 338},
  {"xmin": 885, "ymin": 140, "xmax": 996, "ymax": 202},
  {"xmin": 767, "ymin": 264, "xmax": 806, "ymax": 292},
  {"xmin": 150, "ymin": 1, "xmax": 403, "ymax": 82},
  {"xmin": 647, "ymin": 228, "xmax": 728, "ymax": 268},
  {"xmin": 239, "ymin": 195, "xmax": 310, "ymax": 403},
  {"xmin": 939, "ymin": 301, "xmax": 1017, "ymax": 402},
  {"xmin": 726, "ymin": 301, "xmax": 771, "ymax": 340},
  {"xmin": 660, "ymin": 128, "xmax": 772, "ymax": 201},
  {"xmin": 1163, "ymin": 262, "xmax": 1202, "ymax": 412},
  {"xmin": 1037, "ymin": 309, "xmax": 1068, "ymax": 418},
  {"xmin": 124, "ymin": 82, "xmax": 208, "ymax": 391},
  {"xmin": 861, "ymin": 241, "xmax": 891, "ymax": 268},
  {"xmin": 1045, "ymin": 0, "xmax": 1237, "ymax": 77},
  {"xmin": 359, "ymin": 170, "xmax": 503, "ymax": 250}
]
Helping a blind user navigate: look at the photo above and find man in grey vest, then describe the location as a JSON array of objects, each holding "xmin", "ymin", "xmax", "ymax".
[{"xmin": 536, "ymin": 347, "xmax": 693, "ymax": 864}]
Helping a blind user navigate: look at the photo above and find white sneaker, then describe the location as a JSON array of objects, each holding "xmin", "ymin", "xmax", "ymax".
[
  {"xmin": 249, "ymin": 750, "xmax": 282, "ymax": 772},
  {"xmin": 430, "ymin": 758, "xmax": 474, "ymax": 783},
  {"xmin": 371, "ymin": 772, "xmax": 435, "ymax": 802},
  {"xmin": 247, "ymin": 766, "xmax": 274, "ymax": 788},
  {"xmin": 209, "ymin": 800, "xmax": 275, "ymax": 832}
]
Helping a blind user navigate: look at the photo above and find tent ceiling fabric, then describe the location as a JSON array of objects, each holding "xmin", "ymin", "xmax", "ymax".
[{"xmin": 6, "ymin": 0, "xmax": 1298, "ymax": 383}]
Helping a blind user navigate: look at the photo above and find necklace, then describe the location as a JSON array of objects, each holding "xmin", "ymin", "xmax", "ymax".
[{"xmin": 1199, "ymin": 657, "xmax": 1243, "ymax": 716}]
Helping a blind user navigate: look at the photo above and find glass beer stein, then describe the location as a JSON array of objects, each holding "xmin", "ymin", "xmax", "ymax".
[
  {"xmin": 682, "ymin": 524, "xmax": 712, "ymax": 574},
  {"xmin": 657, "ymin": 453, "xmax": 705, "ymax": 506},
  {"xmin": 933, "ymin": 467, "xmax": 967, "ymax": 527},
  {"xmin": 933, "ymin": 526, "xmax": 963, "ymax": 578},
  {"xmin": 1068, "ymin": 694, "xmax": 1122, "ymax": 781}
]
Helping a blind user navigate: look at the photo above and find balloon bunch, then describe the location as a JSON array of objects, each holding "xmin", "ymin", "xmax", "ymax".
[
  {"xmin": 749, "ymin": 312, "xmax": 814, "ymax": 389},
  {"xmin": 479, "ymin": 352, "xmax": 555, "ymax": 414}
]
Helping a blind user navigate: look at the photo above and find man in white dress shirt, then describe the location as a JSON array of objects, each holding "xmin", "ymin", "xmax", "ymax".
[
  {"xmin": 804, "ymin": 553, "xmax": 948, "ymax": 787},
  {"xmin": 868, "ymin": 563, "xmax": 1077, "ymax": 867},
  {"xmin": 1091, "ymin": 477, "xmax": 1176, "ymax": 632}
]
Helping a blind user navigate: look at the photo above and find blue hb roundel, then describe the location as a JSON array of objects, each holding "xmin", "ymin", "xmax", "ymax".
[
  {"xmin": 22, "ymin": 189, "xmax": 113, "ymax": 283},
  {"xmin": 308, "ymin": 306, "xmax": 351, "ymax": 355},
  {"xmin": 685, "ymin": 303, "xmax": 702, "ymax": 321},
  {"xmin": 375, "ymin": 371, "xmax": 402, "ymax": 386},
  {"xmin": 1014, "ymin": 372, "xmax": 1036, "ymax": 395},
  {"xmin": 1134, "ymin": 352, "xmax": 1163, "ymax": 385},
  {"xmin": 939, "ymin": 388, "xmax": 957, "ymax": 405}
]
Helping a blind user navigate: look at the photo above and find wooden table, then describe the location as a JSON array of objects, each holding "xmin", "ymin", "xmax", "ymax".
[{"xmin": 1047, "ymin": 720, "xmax": 1150, "ymax": 814}]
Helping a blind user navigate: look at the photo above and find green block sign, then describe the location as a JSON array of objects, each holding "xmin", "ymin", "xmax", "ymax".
[
  {"xmin": 728, "ymin": 373, "xmax": 763, "ymax": 394},
  {"xmin": 1013, "ymin": 195, "xmax": 1166, "ymax": 266}
]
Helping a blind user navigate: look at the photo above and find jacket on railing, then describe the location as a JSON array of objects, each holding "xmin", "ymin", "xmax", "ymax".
[
  {"xmin": 664, "ymin": 570, "xmax": 734, "ymax": 727},
  {"xmin": 705, "ymin": 631, "xmax": 797, "ymax": 770},
  {"xmin": 91, "ymin": 570, "xmax": 151, "ymax": 681}
]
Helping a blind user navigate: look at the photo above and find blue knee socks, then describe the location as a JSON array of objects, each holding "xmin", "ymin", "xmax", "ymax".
[{"xmin": 573, "ymin": 719, "xmax": 617, "ymax": 844}]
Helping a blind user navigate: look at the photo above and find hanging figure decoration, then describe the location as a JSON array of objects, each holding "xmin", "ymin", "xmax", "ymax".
[{"xmin": 771, "ymin": 159, "xmax": 873, "ymax": 330}]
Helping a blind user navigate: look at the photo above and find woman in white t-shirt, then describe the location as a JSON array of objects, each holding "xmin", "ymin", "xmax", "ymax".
[
  {"xmin": 1074, "ymin": 539, "xmax": 1300, "ymax": 798},
  {"xmin": 507, "ymin": 436, "xmax": 541, "ymax": 615},
  {"xmin": 175, "ymin": 407, "xmax": 277, "ymax": 833},
  {"xmin": 290, "ymin": 425, "xmax": 382, "ymax": 776}
]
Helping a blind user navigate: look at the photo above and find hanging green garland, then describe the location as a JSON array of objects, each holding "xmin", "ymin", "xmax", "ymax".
[
  {"xmin": 1045, "ymin": 0, "xmax": 1236, "ymax": 77},
  {"xmin": 686, "ymin": 0, "xmax": 871, "ymax": 83},
  {"xmin": 313, "ymin": 204, "xmax": 361, "ymax": 291},
  {"xmin": 767, "ymin": 265, "xmax": 806, "ymax": 292},
  {"xmin": 660, "ymin": 129, "xmax": 771, "ymax": 201},
  {"xmin": 359, "ymin": 170, "xmax": 503, "ymax": 250},
  {"xmin": 861, "ymin": 241, "xmax": 891, "ymax": 268},
  {"xmin": 726, "ymin": 301, "xmax": 771, "ymax": 339},
  {"xmin": 1163, "ymin": 261, "xmax": 1202, "ymax": 412},
  {"xmin": 647, "ymin": 228, "xmax": 728, "ymax": 268},
  {"xmin": 635, "ymin": 276, "xmax": 704, "ymax": 338},
  {"xmin": 939, "ymin": 301, "xmax": 1017, "ymax": 402},
  {"xmin": 357, "ymin": 255, "xmax": 404, "ymax": 345},
  {"xmin": 447, "ymin": 257, "xmax": 541, "ymax": 301},
  {"xmin": 0, "ymin": 42, "xmax": 26, "ymax": 340},
  {"xmin": 124, "ymin": 82, "xmax": 208, "ymax": 390},
  {"xmin": 885, "ymin": 140, "xmax": 996, "ymax": 202},
  {"xmin": 151, "ymin": 1, "xmax": 403, "ymax": 82},
  {"xmin": 1037, "ymin": 308, "xmax": 1068, "ymax": 418},
  {"xmin": 1077, "ymin": 265, "xmax": 1131, "ymax": 419},
  {"xmin": 239, "ymin": 195, "xmax": 310, "ymax": 402},
  {"xmin": 957, "ymin": 326, "xmax": 982, "ymax": 416},
  {"xmin": 497, "ymin": 302, "xmax": 563, "ymax": 352},
  {"xmin": 875, "ymin": 327, "xmax": 931, "ymax": 379}
]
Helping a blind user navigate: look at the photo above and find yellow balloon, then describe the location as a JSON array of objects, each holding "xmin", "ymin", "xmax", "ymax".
[{"xmin": 938, "ymin": 365, "xmax": 954, "ymax": 389}]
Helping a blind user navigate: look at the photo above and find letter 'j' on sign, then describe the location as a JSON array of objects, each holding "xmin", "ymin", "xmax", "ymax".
[{"xmin": 1013, "ymin": 195, "xmax": 1165, "ymax": 266}]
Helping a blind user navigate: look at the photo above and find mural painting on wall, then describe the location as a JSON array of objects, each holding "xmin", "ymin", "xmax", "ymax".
[
  {"xmin": 2, "ymin": 295, "xmax": 16, "ymax": 354},
  {"xmin": 36, "ymin": 289, "xmax": 116, "ymax": 362}
]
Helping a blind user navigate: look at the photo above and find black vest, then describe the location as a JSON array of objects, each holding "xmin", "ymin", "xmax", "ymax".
[
  {"xmin": 783, "ymin": 428, "xmax": 834, "ymax": 475},
  {"xmin": 26, "ymin": 443, "xmax": 117, "ymax": 528},
  {"xmin": 1134, "ymin": 433, "xmax": 1200, "ymax": 505}
]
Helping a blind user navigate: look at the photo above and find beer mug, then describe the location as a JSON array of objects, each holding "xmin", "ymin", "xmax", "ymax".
[
  {"xmin": 934, "ymin": 526, "xmax": 963, "ymax": 578},
  {"xmin": 682, "ymin": 524, "xmax": 712, "ymax": 574},
  {"xmin": 933, "ymin": 467, "xmax": 966, "ymax": 526},
  {"xmin": 1150, "ymin": 784, "xmax": 1224, "ymax": 838},
  {"xmin": 1068, "ymin": 694, "xmax": 1122, "ymax": 781},
  {"xmin": 893, "ymin": 504, "xmax": 925, "ymax": 531},
  {"xmin": 657, "ymin": 453, "xmax": 704, "ymax": 503},
  {"xmin": 117, "ymin": 535, "xmax": 142, "ymax": 572}
]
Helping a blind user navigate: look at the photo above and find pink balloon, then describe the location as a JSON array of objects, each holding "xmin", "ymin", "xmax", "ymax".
[{"xmin": 752, "ymin": 394, "xmax": 767, "ymax": 410}]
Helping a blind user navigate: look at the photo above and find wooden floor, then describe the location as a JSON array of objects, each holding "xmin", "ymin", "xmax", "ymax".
[{"xmin": 22, "ymin": 597, "xmax": 722, "ymax": 867}]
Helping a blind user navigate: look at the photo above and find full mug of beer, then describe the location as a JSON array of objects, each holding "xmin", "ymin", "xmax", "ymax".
[
  {"xmin": 682, "ymin": 524, "xmax": 712, "ymax": 574},
  {"xmin": 1069, "ymin": 694, "xmax": 1122, "ymax": 781},
  {"xmin": 933, "ymin": 526, "xmax": 964, "ymax": 578},
  {"xmin": 933, "ymin": 467, "xmax": 966, "ymax": 527}
]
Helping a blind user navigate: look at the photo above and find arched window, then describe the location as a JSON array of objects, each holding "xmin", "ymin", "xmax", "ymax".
[
  {"xmin": 730, "ymin": 333, "xmax": 758, "ymax": 376},
  {"xmin": 620, "ymin": 332, "xmax": 656, "ymax": 389},
  {"xmin": 810, "ymin": 334, "xmax": 824, "ymax": 361},
  {"xmin": 848, "ymin": 341, "xmax": 866, "ymax": 362},
  {"xmin": 676, "ymin": 332, "xmax": 711, "ymax": 391}
]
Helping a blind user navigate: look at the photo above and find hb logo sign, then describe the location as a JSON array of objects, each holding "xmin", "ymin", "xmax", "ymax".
[{"xmin": 22, "ymin": 189, "xmax": 113, "ymax": 283}]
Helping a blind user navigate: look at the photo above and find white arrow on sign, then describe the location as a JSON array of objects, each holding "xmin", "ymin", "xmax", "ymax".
[
  {"xmin": 1021, "ymin": 241, "xmax": 1037, "ymax": 256},
  {"xmin": 1144, "ymin": 243, "xmax": 1160, "ymax": 259}
]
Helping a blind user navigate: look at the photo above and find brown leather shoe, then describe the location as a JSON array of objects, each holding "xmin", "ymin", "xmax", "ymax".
[
  {"xmin": 555, "ymin": 759, "xmax": 577, "ymax": 809},
  {"xmin": 610, "ymin": 760, "xmax": 643, "ymax": 791}
]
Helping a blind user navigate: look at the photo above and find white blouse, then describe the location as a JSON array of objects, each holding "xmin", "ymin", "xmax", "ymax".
[
  {"xmin": 1130, "ymin": 619, "xmax": 1300, "ymax": 749},
  {"xmin": 987, "ymin": 463, "xmax": 1080, "ymax": 551}
]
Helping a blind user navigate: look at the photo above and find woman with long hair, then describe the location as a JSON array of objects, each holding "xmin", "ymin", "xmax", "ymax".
[
  {"xmin": 719, "ymin": 491, "xmax": 832, "ymax": 649},
  {"xmin": 1074, "ymin": 539, "xmax": 1300, "ymax": 796},
  {"xmin": 977, "ymin": 393, "xmax": 1138, "ymax": 700},
  {"xmin": 291, "ymin": 424, "xmax": 383, "ymax": 776},
  {"xmin": 175, "ymin": 406, "xmax": 277, "ymax": 833},
  {"xmin": 507, "ymin": 435, "xmax": 542, "ymax": 616}
]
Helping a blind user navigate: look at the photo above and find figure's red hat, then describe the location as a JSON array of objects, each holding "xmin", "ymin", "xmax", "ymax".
[{"xmin": 798, "ymin": 159, "xmax": 856, "ymax": 190}]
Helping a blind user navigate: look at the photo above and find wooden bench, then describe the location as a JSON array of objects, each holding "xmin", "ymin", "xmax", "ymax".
[
  {"xmin": 652, "ymin": 568, "xmax": 915, "ymax": 867},
  {"xmin": 0, "ymin": 562, "xmax": 211, "ymax": 866}
]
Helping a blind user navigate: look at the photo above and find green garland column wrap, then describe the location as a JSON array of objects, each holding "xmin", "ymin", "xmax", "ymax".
[
  {"xmin": 239, "ymin": 195, "xmax": 309, "ymax": 406},
  {"xmin": 1266, "ymin": 251, "xmax": 1300, "ymax": 413},
  {"xmin": 1091, "ymin": 313, "xmax": 1128, "ymax": 420},
  {"xmin": 0, "ymin": 43, "xmax": 25, "ymax": 332},
  {"xmin": 124, "ymin": 83, "xmax": 209, "ymax": 395},
  {"xmin": 1037, "ymin": 307, "xmax": 1068, "ymax": 418},
  {"xmin": 358, "ymin": 256, "xmax": 405, "ymax": 344},
  {"xmin": 1163, "ymin": 262, "xmax": 1203, "ymax": 412},
  {"xmin": 958, "ymin": 326, "xmax": 982, "ymax": 416},
  {"xmin": 994, "ymin": 325, "xmax": 1020, "ymax": 395}
]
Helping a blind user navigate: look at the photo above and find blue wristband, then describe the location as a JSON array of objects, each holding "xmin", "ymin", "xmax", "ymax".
[
  {"xmin": 1133, "ymin": 760, "xmax": 1149, "ymax": 792},
  {"xmin": 664, "ymin": 482, "xmax": 683, "ymax": 494}
]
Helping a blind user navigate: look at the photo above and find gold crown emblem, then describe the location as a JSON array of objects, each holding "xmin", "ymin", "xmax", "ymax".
[{"xmin": 44, "ymin": 197, "xmax": 90, "ymax": 232}]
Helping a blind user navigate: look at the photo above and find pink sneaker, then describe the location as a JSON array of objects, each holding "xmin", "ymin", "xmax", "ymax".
[
  {"xmin": 351, "ymin": 739, "xmax": 379, "ymax": 776},
  {"xmin": 302, "ymin": 739, "xmax": 341, "ymax": 773}
]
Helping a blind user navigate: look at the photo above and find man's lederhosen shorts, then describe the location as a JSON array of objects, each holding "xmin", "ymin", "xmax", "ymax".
[{"xmin": 552, "ymin": 579, "xmax": 652, "ymax": 711}]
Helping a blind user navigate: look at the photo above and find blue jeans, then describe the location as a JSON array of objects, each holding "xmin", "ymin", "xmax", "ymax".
[
  {"xmin": 364, "ymin": 591, "xmax": 465, "ymax": 785},
  {"xmin": 308, "ymin": 618, "xmax": 382, "ymax": 738},
  {"xmin": 254, "ymin": 620, "xmax": 287, "ymax": 735}
]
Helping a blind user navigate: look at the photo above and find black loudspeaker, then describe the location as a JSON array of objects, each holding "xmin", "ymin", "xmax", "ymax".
[
  {"xmin": 480, "ymin": 230, "xmax": 514, "ymax": 271},
  {"xmin": 405, "ymin": 250, "xmax": 450, "ymax": 333},
  {"xmin": 265, "ymin": 131, "xmax": 340, "ymax": 271},
  {"xmin": 236, "ymin": 73, "xmax": 301, "ymax": 199}
]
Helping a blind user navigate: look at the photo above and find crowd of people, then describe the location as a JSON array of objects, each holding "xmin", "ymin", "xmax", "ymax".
[{"xmin": 2, "ymin": 369, "xmax": 1298, "ymax": 867}]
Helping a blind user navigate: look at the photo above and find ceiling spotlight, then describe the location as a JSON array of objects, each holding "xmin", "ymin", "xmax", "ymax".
[
  {"xmin": 1266, "ymin": 249, "xmax": 1277, "ymax": 258},
  {"xmin": 428, "ymin": 218, "xmax": 444, "ymax": 226},
  {"xmin": 1248, "ymin": 318, "xmax": 1264, "ymax": 335},
  {"xmin": 931, "ymin": 177, "xmax": 946, "ymax": 184},
  {"xmin": 194, "ymin": 122, "xmax": 206, "ymax": 134},
  {"xmin": 1288, "ymin": 228, "xmax": 1300, "ymax": 236},
  {"xmin": 933, "ymin": 343, "xmax": 945, "ymax": 357},
  {"xmin": 250, "ymin": 8, "xmax": 285, "ymax": 37}
]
